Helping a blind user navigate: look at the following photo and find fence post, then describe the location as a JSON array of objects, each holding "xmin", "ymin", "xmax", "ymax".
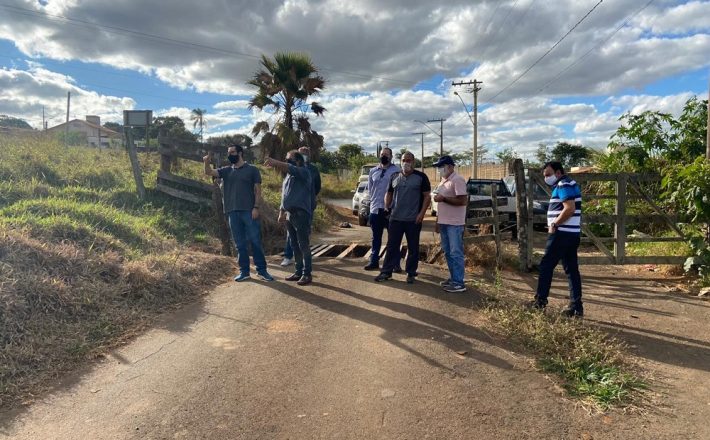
[
  {"xmin": 615, "ymin": 174, "xmax": 627, "ymax": 264},
  {"xmin": 513, "ymin": 159, "xmax": 529, "ymax": 271},
  {"xmin": 212, "ymin": 184, "xmax": 234, "ymax": 257},
  {"xmin": 491, "ymin": 183, "xmax": 502, "ymax": 268},
  {"xmin": 124, "ymin": 128, "xmax": 146, "ymax": 200},
  {"xmin": 526, "ymin": 168, "xmax": 536, "ymax": 270}
]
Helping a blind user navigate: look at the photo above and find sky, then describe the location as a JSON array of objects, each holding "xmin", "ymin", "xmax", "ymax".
[{"xmin": 0, "ymin": 0, "xmax": 708, "ymax": 160}]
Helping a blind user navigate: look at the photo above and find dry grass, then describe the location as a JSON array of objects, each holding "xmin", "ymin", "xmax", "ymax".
[{"xmin": 0, "ymin": 225, "xmax": 233, "ymax": 407}]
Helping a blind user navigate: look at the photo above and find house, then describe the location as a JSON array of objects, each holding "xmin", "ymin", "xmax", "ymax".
[{"xmin": 47, "ymin": 116, "xmax": 122, "ymax": 147}]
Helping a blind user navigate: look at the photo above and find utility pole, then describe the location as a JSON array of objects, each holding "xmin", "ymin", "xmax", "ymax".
[
  {"xmin": 413, "ymin": 132, "xmax": 425, "ymax": 171},
  {"xmin": 452, "ymin": 79, "xmax": 483, "ymax": 178},
  {"xmin": 42, "ymin": 106, "xmax": 45, "ymax": 131},
  {"xmin": 426, "ymin": 118, "xmax": 445, "ymax": 155},
  {"xmin": 65, "ymin": 91, "xmax": 71, "ymax": 147}
]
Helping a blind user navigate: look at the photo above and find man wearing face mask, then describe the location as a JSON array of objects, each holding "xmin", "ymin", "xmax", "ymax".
[
  {"xmin": 203, "ymin": 144, "xmax": 274, "ymax": 282},
  {"xmin": 375, "ymin": 151, "xmax": 431, "ymax": 284},
  {"xmin": 265, "ymin": 150, "xmax": 314, "ymax": 285},
  {"xmin": 531, "ymin": 161, "xmax": 584, "ymax": 317},
  {"xmin": 364, "ymin": 147, "xmax": 401, "ymax": 271},
  {"xmin": 431, "ymin": 155, "xmax": 468, "ymax": 293},
  {"xmin": 280, "ymin": 146, "xmax": 321, "ymax": 267}
]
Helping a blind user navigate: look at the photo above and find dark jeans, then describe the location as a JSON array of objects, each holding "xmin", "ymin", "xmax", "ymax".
[
  {"xmin": 286, "ymin": 209, "xmax": 312, "ymax": 276},
  {"xmin": 284, "ymin": 208, "xmax": 314, "ymax": 259},
  {"xmin": 227, "ymin": 210, "xmax": 267, "ymax": 275},
  {"xmin": 368, "ymin": 209, "xmax": 389, "ymax": 265},
  {"xmin": 381, "ymin": 219, "xmax": 422, "ymax": 276},
  {"xmin": 535, "ymin": 231, "xmax": 582, "ymax": 308}
]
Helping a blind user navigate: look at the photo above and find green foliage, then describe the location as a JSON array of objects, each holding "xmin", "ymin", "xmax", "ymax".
[
  {"xmin": 496, "ymin": 147, "xmax": 519, "ymax": 163},
  {"xmin": 248, "ymin": 51, "xmax": 326, "ymax": 159},
  {"xmin": 0, "ymin": 115, "xmax": 33, "ymax": 129},
  {"xmin": 551, "ymin": 142, "xmax": 593, "ymax": 169},
  {"xmin": 149, "ymin": 116, "xmax": 197, "ymax": 142},
  {"xmin": 337, "ymin": 143, "xmax": 364, "ymax": 158}
]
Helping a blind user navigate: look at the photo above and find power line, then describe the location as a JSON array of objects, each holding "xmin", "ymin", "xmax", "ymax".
[
  {"xmin": 486, "ymin": 0, "xmax": 604, "ymax": 103},
  {"xmin": 0, "ymin": 2, "xmax": 416, "ymax": 87},
  {"xmin": 536, "ymin": 0, "xmax": 656, "ymax": 94}
]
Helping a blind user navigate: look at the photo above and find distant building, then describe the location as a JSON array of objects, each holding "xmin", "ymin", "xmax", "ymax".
[{"xmin": 47, "ymin": 116, "xmax": 122, "ymax": 147}]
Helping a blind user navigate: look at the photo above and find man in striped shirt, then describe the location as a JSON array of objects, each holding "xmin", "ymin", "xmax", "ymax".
[{"xmin": 532, "ymin": 161, "xmax": 584, "ymax": 317}]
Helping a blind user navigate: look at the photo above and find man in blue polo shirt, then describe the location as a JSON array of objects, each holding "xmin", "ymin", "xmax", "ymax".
[{"xmin": 531, "ymin": 161, "xmax": 584, "ymax": 317}]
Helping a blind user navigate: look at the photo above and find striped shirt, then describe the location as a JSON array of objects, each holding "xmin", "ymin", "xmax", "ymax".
[{"xmin": 548, "ymin": 175, "xmax": 582, "ymax": 234}]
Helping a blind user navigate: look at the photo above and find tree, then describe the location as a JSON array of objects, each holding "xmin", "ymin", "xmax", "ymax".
[
  {"xmin": 249, "ymin": 52, "xmax": 326, "ymax": 161},
  {"xmin": 208, "ymin": 134, "xmax": 256, "ymax": 161},
  {"xmin": 338, "ymin": 143, "xmax": 363, "ymax": 159},
  {"xmin": 103, "ymin": 122, "xmax": 122, "ymax": 132},
  {"xmin": 190, "ymin": 108, "xmax": 206, "ymax": 143},
  {"xmin": 0, "ymin": 115, "xmax": 32, "ymax": 129},
  {"xmin": 535, "ymin": 144, "xmax": 552, "ymax": 166},
  {"xmin": 551, "ymin": 142, "xmax": 592, "ymax": 169},
  {"xmin": 496, "ymin": 147, "xmax": 519, "ymax": 163}
]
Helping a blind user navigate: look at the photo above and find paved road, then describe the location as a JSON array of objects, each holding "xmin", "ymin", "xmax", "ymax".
[{"xmin": 2, "ymin": 259, "xmax": 704, "ymax": 439}]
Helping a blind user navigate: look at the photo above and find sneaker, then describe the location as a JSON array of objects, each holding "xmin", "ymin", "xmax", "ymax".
[
  {"xmin": 439, "ymin": 280, "xmax": 453, "ymax": 288},
  {"xmin": 297, "ymin": 275, "xmax": 312, "ymax": 286},
  {"xmin": 374, "ymin": 272, "xmax": 392, "ymax": 282},
  {"xmin": 561, "ymin": 306, "xmax": 584, "ymax": 318},
  {"xmin": 256, "ymin": 271, "xmax": 274, "ymax": 282},
  {"xmin": 234, "ymin": 273, "xmax": 251, "ymax": 282},
  {"xmin": 444, "ymin": 284, "xmax": 467, "ymax": 293},
  {"xmin": 363, "ymin": 263, "xmax": 379, "ymax": 271},
  {"xmin": 280, "ymin": 257, "xmax": 293, "ymax": 267},
  {"xmin": 406, "ymin": 275, "xmax": 415, "ymax": 284},
  {"xmin": 285, "ymin": 273, "xmax": 302, "ymax": 282}
]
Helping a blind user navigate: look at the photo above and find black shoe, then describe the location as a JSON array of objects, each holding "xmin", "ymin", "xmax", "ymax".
[
  {"xmin": 285, "ymin": 273, "xmax": 302, "ymax": 281},
  {"xmin": 406, "ymin": 274, "xmax": 415, "ymax": 284},
  {"xmin": 297, "ymin": 275, "xmax": 312, "ymax": 286},
  {"xmin": 393, "ymin": 267, "xmax": 403, "ymax": 274},
  {"xmin": 364, "ymin": 263, "xmax": 379, "ymax": 271},
  {"xmin": 374, "ymin": 272, "xmax": 392, "ymax": 282},
  {"xmin": 527, "ymin": 300, "xmax": 547, "ymax": 311},
  {"xmin": 561, "ymin": 306, "xmax": 584, "ymax": 318}
]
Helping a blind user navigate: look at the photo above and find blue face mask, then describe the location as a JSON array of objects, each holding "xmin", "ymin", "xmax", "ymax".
[{"xmin": 228, "ymin": 154, "xmax": 239, "ymax": 164}]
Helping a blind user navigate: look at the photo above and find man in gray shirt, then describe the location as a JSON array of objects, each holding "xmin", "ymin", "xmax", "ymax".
[
  {"xmin": 375, "ymin": 151, "xmax": 431, "ymax": 284},
  {"xmin": 265, "ymin": 150, "xmax": 313, "ymax": 285},
  {"xmin": 203, "ymin": 144, "xmax": 274, "ymax": 282},
  {"xmin": 364, "ymin": 147, "xmax": 401, "ymax": 271}
]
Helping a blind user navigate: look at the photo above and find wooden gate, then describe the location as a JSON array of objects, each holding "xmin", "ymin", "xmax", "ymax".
[
  {"xmin": 464, "ymin": 183, "xmax": 507, "ymax": 268},
  {"xmin": 512, "ymin": 159, "xmax": 686, "ymax": 271},
  {"xmin": 157, "ymin": 135, "xmax": 233, "ymax": 256}
]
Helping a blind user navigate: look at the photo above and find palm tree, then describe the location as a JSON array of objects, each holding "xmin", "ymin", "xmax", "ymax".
[
  {"xmin": 190, "ymin": 108, "xmax": 206, "ymax": 143},
  {"xmin": 248, "ymin": 52, "xmax": 326, "ymax": 160}
]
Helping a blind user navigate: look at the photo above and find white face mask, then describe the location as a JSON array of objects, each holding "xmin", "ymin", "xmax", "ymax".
[
  {"xmin": 402, "ymin": 162, "xmax": 413, "ymax": 172},
  {"xmin": 544, "ymin": 175, "xmax": 558, "ymax": 186},
  {"xmin": 437, "ymin": 166, "xmax": 446, "ymax": 175},
  {"xmin": 302, "ymin": 154, "xmax": 309, "ymax": 163}
]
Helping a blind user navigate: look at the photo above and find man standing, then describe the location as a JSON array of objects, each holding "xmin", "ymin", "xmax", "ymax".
[
  {"xmin": 280, "ymin": 146, "xmax": 321, "ymax": 266},
  {"xmin": 375, "ymin": 151, "xmax": 431, "ymax": 284},
  {"xmin": 531, "ymin": 161, "xmax": 584, "ymax": 317},
  {"xmin": 203, "ymin": 144, "xmax": 274, "ymax": 282},
  {"xmin": 265, "ymin": 150, "xmax": 314, "ymax": 286},
  {"xmin": 364, "ymin": 147, "xmax": 400, "ymax": 271},
  {"xmin": 432, "ymin": 155, "xmax": 468, "ymax": 293}
]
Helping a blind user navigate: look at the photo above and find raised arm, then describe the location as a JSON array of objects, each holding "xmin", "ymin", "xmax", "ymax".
[{"xmin": 203, "ymin": 153, "xmax": 219, "ymax": 178}]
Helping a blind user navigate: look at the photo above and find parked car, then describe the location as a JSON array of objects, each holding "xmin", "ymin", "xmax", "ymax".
[
  {"xmin": 502, "ymin": 175, "xmax": 549, "ymax": 229},
  {"xmin": 358, "ymin": 194, "xmax": 371, "ymax": 226},
  {"xmin": 351, "ymin": 181, "xmax": 368, "ymax": 215},
  {"xmin": 431, "ymin": 178, "xmax": 516, "ymax": 219},
  {"xmin": 357, "ymin": 163, "xmax": 379, "ymax": 183}
]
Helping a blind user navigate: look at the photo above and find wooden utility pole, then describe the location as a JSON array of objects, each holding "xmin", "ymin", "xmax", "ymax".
[
  {"xmin": 413, "ymin": 132, "xmax": 425, "ymax": 171},
  {"xmin": 124, "ymin": 127, "xmax": 146, "ymax": 199},
  {"xmin": 452, "ymin": 79, "xmax": 483, "ymax": 178},
  {"xmin": 427, "ymin": 118, "xmax": 445, "ymax": 155}
]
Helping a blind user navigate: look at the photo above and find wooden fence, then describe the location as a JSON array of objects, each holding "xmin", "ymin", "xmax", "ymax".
[
  {"xmin": 464, "ymin": 183, "xmax": 507, "ymax": 268},
  {"xmin": 156, "ymin": 135, "xmax": 233, "ymax": 256},
  {"xmin": 512, "ymin": 159, "xmax": 686, "ymax": 270}
]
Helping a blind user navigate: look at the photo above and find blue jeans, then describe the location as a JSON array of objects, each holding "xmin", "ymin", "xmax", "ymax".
[
  {"xmin": 283, "ymin": 211, "xmax": 313, "ymax": 259},
  {"xmin": 286, "ymin": 209, "xmax": 312, "ymax": 276},
  {"xmin": 535, "ymin": 231, "xmax": 582, "ymax": 307},
  {"xmin": 228, "ymin": 210, "xmax": 267, "ymax": 275},
  {"xmin": 440, "ymin": 224, "xmax": 465, "ymax": 287},
  {"xmin": 381, "ymin": 220, "xmax": 422, "ymax": 276}
]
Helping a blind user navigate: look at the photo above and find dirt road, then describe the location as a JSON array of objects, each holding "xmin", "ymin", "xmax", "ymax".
[{"xmin": 1, "ymin": 257, "xmax": 708, "ymax": 439}]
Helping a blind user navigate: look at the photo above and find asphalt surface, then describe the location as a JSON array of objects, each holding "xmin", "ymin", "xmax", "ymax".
[{"xmin": 1, "ymin": 259, "xmax": 599, "ymax": 440}]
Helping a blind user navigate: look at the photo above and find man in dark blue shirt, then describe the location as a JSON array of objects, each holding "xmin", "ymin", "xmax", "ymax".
[
  {"xmin": 203, "ymin": 144, "xmax": 274, "ymax": 283},
  {"xmin": 531, "ymin": 161, "xmax": 584, "ymax": 317},
  {"xmin": 265, "ymin": 150, "xmax": 313, "ymax": 286}
]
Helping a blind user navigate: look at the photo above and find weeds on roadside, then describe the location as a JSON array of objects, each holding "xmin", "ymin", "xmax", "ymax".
[{"xmin": 483, "ymin": 295, "xmax": 646, "ymax": 410}]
